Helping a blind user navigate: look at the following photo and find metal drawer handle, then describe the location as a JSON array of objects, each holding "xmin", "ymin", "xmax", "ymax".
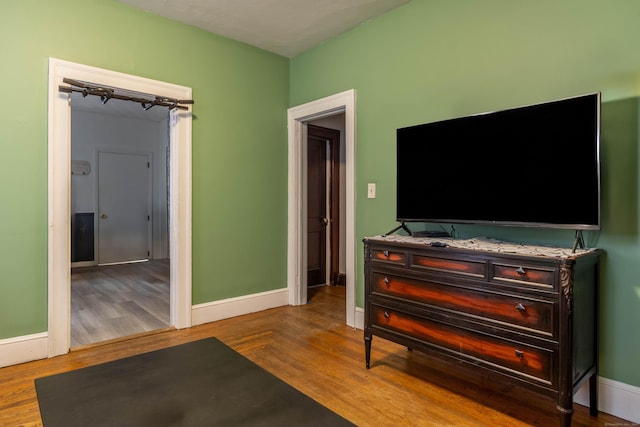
[
  {"xmin": 515, "ymin": 349, "xmax": 524, "ymax": 359},
  {"xmin": 383, "ymin": 311, "xmax": 390, "ymax": 319},
  {"xmin": 383, "ymin": 250, "xmax": 390, "ymax": 257},
  {"xmin": 383, "ymin": 277, "xmax": 390, "ymax": 287},
  {"xmin": 515, "ymin": 303, "xmax": 526, "ymax": 313},
  {"xmin": 516, "ymin": 267, "xmax": 526, "ymax": 275}
]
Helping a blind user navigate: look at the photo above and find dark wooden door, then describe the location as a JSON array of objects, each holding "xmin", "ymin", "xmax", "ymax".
[
  {"xmin": 307, "ymin": 131, "xmax": 327, "ymax": 286},
  {"xmin": 307, "ymin": 125, "xmax": 341, "ymax": 287}
]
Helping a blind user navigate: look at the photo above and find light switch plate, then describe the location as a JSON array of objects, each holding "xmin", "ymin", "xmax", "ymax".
[{"xmin": 368, "ymin": 183, "xmax": 376, "ymax": 199}]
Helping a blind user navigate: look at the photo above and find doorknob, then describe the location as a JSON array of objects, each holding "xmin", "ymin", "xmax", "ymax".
[
  {"xmin": 322, "ymin": 217, "xmax": 329, "ymax": 225},
  {"xmin": 100, "ymin": 213, "xmax": 108, "ymax": 219}
]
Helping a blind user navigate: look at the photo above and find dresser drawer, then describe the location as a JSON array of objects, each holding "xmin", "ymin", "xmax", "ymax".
[
  {"xmin": 370, "ymin": 272, "xmax": 555, "ymax": 337},
  {"xmin": 370, "ymin": 304, "xmax": 555, "ymax": 385},
  {"xmin": 411, "ymin": 254, "xmax": 486, "ymax": 279},
  {"xmin": 491, "ymin": 262, "xmax": 557, "ymax": 290},
  {"xmin": 370, "ymin": 247, "xmax": 408, "ymax": 265}
]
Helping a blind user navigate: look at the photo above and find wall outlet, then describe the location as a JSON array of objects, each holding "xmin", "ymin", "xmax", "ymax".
[{"xmin": 368, "ymin": 183, "xmax": 376, "ymax": 199}]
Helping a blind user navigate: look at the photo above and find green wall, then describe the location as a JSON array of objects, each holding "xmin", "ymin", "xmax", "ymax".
[
  {"xmin": 290, "ymin": 0, "xmax": 640, "ymax": 387},
  {"xmin": 0, "ymin": 0, "xmax": 289, "ymax": 338}
]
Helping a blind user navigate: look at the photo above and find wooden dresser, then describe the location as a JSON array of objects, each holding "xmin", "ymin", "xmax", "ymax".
[{"xmin": 363, "ymin": 236, "xmax": 601, "ymax": 427}]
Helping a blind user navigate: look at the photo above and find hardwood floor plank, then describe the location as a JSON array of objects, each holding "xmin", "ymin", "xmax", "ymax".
[{"xmin": 0, "ymin": 285, "xmax": 633, "ymax": 426}]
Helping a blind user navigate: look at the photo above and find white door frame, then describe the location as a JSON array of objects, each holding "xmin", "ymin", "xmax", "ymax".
[
  {"xmin": 47, "ymin": 58, "xmax": 193, "ymax": 356},
  {"xmin": 287, "ymin": 89, "xmax": 357, "ymax": 327}
]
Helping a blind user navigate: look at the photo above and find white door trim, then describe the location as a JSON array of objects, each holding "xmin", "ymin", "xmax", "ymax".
[
  {"xmin": 287, "ymin": 90, "xmax": 356, "ymax": 326},
  {"xmin": 47, "ymin": 58, "xmax": 193, "ymax": 357}
]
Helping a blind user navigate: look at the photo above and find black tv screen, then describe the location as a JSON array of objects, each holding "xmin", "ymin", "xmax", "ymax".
[{"xmin": 396, "ymin": 93, "xmax": 601, "ymax": 230}]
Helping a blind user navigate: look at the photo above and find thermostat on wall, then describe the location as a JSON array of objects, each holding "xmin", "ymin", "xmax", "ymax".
[{"xmin": 71, "ymin": 160, "xmax": 91, "ymax": 175}]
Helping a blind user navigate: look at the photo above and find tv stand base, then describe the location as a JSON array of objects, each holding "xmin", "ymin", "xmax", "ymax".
[
  {"xmin": 382, "ymin": 222, "xmax": 412, "ymax": 237},
  {"xmin": 572, "ymin": 230, "xmax": 585, "ymax": 253}
]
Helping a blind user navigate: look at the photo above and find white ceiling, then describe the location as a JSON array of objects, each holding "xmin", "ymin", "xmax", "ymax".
[{"xmin": 117, "ymin": 0, "xmax": 411, "ymax": 58}]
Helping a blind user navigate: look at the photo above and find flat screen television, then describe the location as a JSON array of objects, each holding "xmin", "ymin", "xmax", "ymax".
[{"xmin": 396, "ymin": 93, "xmax": 601, "ymax": 230}]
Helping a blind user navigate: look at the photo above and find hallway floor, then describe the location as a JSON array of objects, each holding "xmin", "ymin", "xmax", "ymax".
[{"xmin": 70, "ymin": 259, "xmax": 170, "ymax": 348}]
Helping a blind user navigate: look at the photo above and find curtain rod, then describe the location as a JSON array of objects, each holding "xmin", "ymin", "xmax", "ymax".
[{"xmin": 59, "ymin": 78, "xmax": 194, "ymax": 111}]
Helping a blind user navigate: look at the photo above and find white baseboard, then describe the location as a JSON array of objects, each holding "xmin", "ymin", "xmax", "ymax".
[
  {"xmin": 355, "ymin": 306, "xmax": 364, "ymax": 330},
  {"xmin": 575, "ymin": 376, "xmax": 640, "ymax": 423},
  {"xmin": 192, "ymin": 287, "xmax": 289, "ymax": 326},
  {"xmin": 0, "ymin": 332, "xmax": 48, "ymax": 368}
]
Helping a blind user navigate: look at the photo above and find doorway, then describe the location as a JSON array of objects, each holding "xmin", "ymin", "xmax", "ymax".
[
  {"xmin": 286, "ymin": 89, "xmax": 357, "ymax": 328},
  {"xmin": 69, "ymin": 94, "xmax": 170, "ymax": 347},
  {"xmin": 307, "ymin": 124, "xmax": 342, "ymax": 288},
  {"xmin": 48, "ymin": 58, "xmax": 193, "ymax": 357}
]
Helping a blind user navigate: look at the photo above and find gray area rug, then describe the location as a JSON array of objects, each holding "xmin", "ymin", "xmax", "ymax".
[{"xmin": 35, "ymin": 337, "xmax": 354, "ymax": 426}]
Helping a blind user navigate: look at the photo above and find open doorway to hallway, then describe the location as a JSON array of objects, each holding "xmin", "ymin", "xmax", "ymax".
[
  {"xmin": 69, "ymin": 93, "xmax": 171, "ymax": 348},
  {"xmin": 286, "ymin": 89, "xmax": 357, "ymax": 328},
  {"xmin": 306, "ymin": 117, "xmax": 346, "ymax": 292},
  {"xmin": 48, "ymin": 58, "xmax": 193, "ymax": 357}
]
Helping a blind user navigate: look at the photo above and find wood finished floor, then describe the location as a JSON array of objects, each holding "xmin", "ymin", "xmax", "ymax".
[
  {"xmin": 70, "ymin": 259, "xmax": 171, "ymax": 348},
  {"xmin": 0, "ymin": 285, "xmax": 633, "ymax": 427}
]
